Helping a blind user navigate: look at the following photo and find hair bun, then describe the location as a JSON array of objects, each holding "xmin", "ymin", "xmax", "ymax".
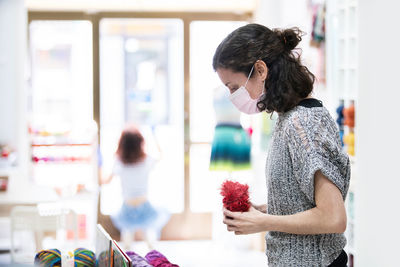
[{"xmin": 275, "ymin": 27, "xmax": 303, "ymax": 52}]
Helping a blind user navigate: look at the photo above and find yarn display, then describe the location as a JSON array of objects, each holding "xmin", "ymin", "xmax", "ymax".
[
  {"xmin": 145, "ymin": 250, "xmax": 179, "ymax": 267},
  {"xmin": 34, "ymin": 248, "xmax": 95, "ymax": 267},
  {"xmin": 336, "ymin": 102, "xmax": 344, "ymax": 127},
  {"xmin": 34, "ymin": 242, "xmax": 177, "ymax": 266},
  {"xmin": 96, "ymin": 251, "xmax": 109, "ymax": 267},
  {"xmin": 336, "ymin": 101, "xmax": 345, "ymax": 146},
  {"xmin": 343, "ymin": 103, "xmax": 355, "ymax": 128},
  {"xmin": 310, "ymin": 3, "xmax": 325, "ymax": 47},
  {"xmin": 34, "ymin": 249, "xmax": 61, "ymax": 267},
  {"xmin": 343, "ymin": 101, "xmax": 355, "ymax": 156},
  {"xmin": 73, "ymin": 248, "xmax": 96, "ymax": 267},
  {"xmin": 126, "ymin": 251, "xmax": 152, "ymax": 267},
  {"xmin": 220, "ymin": 180, "xmax": 250, "ymax": 212},
  {"xmin": 344, "ymin": 131, "xmax": 355, "ymax": 156}
]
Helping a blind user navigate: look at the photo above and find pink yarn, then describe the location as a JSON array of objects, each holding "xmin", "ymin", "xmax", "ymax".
[
  {"xmin": 125, "ymin": 251, "xmax": 152, "ymax": 267},
  {"xmin": 145, "ymin": 250, "xmax": 179, "ymax": 267}
]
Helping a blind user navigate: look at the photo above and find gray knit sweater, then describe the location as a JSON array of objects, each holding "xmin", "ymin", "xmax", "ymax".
[{"xmin": 264, "ymin": 104, "xmax": 351, "ymax": 266}]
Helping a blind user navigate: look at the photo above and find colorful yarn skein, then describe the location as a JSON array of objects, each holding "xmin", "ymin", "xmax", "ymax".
[
  {"xmin": 34, "ymin": 248, "xmax": 95, "ymax": 267},
  {"xmin": 145, "ymin": 250, "xmax": 179, "ymax": 267},
  {"xmin": 34, "ymin": 249, "xmax": 61, "ymax": 267},
  {"xmin": 343, "ymin": 131, "xmax": 355, "ymax": 156},
  {"xmin": 96, "ymin": 251, "xmax": 109, "ymax": 267},
  {"xmin": 336, "ymin": 101, "xmax": 345, "ymax": 127},
  {"xmin": 336, "ymin": 101, "xmax": 345, "ymax": 146},
  {"xmin": 74, "ymin": 248, "xmax": 96, "ymax": 267},
  {"xmin": 125, "ymin": 251, "xmax": 152, "ymax": 267},
  {"xmin": 343, "ymin": 103, "xmax": 355, "ymax": 128},
  {"xmin": 220, "ymin": 180, "xmax": 250, "ymax": 212}
]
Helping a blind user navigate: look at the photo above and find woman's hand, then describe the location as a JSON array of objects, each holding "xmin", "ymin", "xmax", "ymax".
[
  {"xmin": 252, "ymin": 203, "xmax": 267, "ymax": 213},
  {"xmin": 222, "ymin": 171, "xmax": 347, "ymax": 236},
  {"xmin": 223, "ymin": 206, "xmax": 270, "ymax": 235}
]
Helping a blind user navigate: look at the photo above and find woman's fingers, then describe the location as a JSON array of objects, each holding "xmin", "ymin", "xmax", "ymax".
[
  {"xmin": 227, "ymin": 224, "xmax": 244, "ymax": 235},
  {"xmin": 222, "ymin": 206, "xmax": 266, "ymax": 235},
  {"xmin": 223, "ymin": 216, "xmax": 237, "ymax": 225},
  {"xmin": 223, "ymin": 212, "xmax": 240, "ymax": 232},
  {"xmin": 223, "ymin": 208, "xmax": 251, "ymax": 234},
  {"xmin": 227, "ymin": 225, "xmax": 238, "ymax": 231},
  {"xmin": 223, "ymin": 208, "xmax": 235, "ymax": 218},
  {"xmin": 223, "ymin": 208, "xmax": 242, "ymax": 220},
  {"xmin": 227, "ymin": 224, "xmax": 246, "ymax": 235}
]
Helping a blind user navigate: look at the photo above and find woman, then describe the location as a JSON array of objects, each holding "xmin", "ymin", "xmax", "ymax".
[
  {"xmin": 213, "ymin": 24, "xmax": 350, "ymax": 266},
  {"xmin": 101, "ymin": 125, "xmax": 169, "ymax": 248}
]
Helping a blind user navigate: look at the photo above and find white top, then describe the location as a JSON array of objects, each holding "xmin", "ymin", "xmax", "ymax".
[
  {"xmin": 213, "ymin": 86, "xmax": 241, "ymax": 125},
  {"xmin": 112, "ymin": 156, "xmax": 156, "ymax": 200}
]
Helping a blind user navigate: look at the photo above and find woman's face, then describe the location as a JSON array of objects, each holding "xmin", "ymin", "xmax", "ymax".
[{"xmin": 216, "ymin": 67, "xmax": 265, "ymax": 99}]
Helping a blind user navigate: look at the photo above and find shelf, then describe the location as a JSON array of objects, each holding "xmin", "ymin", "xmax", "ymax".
[
  {"xmin": 32, "ymin": 143, "xmax": 92, "ymax": 147},
  {"xmin": 32, "ymin": 160, "xmax": 92, "ymax": 164},
  {"xmin": 329, "ymin": 0, "xmax": 358, "ymax": 261}
]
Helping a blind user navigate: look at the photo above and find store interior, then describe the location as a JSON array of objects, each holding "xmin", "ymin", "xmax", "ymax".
[{"xmin": 0, "ymin": 0, "xmax": 399, "ymax": 266}]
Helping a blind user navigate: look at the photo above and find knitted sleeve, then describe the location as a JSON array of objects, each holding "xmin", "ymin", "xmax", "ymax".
[{"xmin": 286, "ymin": 111, "xmax": 350, "ymax": 204}]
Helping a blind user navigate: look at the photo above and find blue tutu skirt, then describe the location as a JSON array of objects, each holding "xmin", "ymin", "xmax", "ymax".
[
  {"xmin": 210, "ymin": 123, "xmax": 251, "ymax": 171},
  {"xmin": 111, "ymin": 201, "xmax": 169, "ymax": 234}
]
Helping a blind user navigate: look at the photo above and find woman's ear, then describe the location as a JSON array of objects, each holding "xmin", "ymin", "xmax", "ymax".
[{"xmin": 255, "ymin": 60, "xmax": 268, "ymax": 81}]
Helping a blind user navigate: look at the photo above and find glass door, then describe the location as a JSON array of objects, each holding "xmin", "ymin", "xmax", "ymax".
[{"xmin": 99, "ymin": 18, "xmax": 184, "ymax": 214}]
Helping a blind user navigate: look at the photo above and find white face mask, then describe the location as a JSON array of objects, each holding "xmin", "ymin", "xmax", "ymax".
[{"xmin": 229, "ymin": 65, "xmax": 264, "ymax": 114}]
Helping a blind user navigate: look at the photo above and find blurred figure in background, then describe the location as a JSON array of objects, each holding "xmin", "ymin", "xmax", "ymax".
[{"xmin": 100, "ymin": 124, "xmax": 169, "ymax": 249}]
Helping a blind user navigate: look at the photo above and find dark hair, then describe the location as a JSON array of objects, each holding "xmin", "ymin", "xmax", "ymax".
[
  {"xmin": 116, "ymin": 128, "xmax": 146, "ymax": 164},
  {"xmin": 212, "ymin": 23, "xmax": 315, "ymax": 113}
]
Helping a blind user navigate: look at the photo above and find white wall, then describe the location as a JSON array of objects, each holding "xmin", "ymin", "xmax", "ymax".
[
  {"xmin": 356, "ymin": 1, "xmax": 400, "ymax": 266},
  {"xmin": 0, "ymin": 0, "xmax": 17, "ymax": 145},
  {"xmin": 255, "ymin": 0, "xmax": 311, "ymax": 46},
  {"xmin": 255, "ymin": 0, "xmax": 330, "ymax": 106},
  {"xmin": 0, "ymin": 0, "xmax": 28, "ymax": 172}
]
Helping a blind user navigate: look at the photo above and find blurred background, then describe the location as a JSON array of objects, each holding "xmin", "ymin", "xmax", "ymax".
[{"xmin": 0, "ymin": 0, "xmax": 399, "ymax": 266}]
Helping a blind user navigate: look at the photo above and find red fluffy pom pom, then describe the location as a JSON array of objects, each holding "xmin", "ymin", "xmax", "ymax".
[{"xmin": 220, "ymin": 180, "xmax": 250, "ymax": 212}]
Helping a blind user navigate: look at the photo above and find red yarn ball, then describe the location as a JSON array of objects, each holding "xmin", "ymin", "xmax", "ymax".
[{"xmin": 220, "ymin": 180, "xmax": 250, "ymax": 212}]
